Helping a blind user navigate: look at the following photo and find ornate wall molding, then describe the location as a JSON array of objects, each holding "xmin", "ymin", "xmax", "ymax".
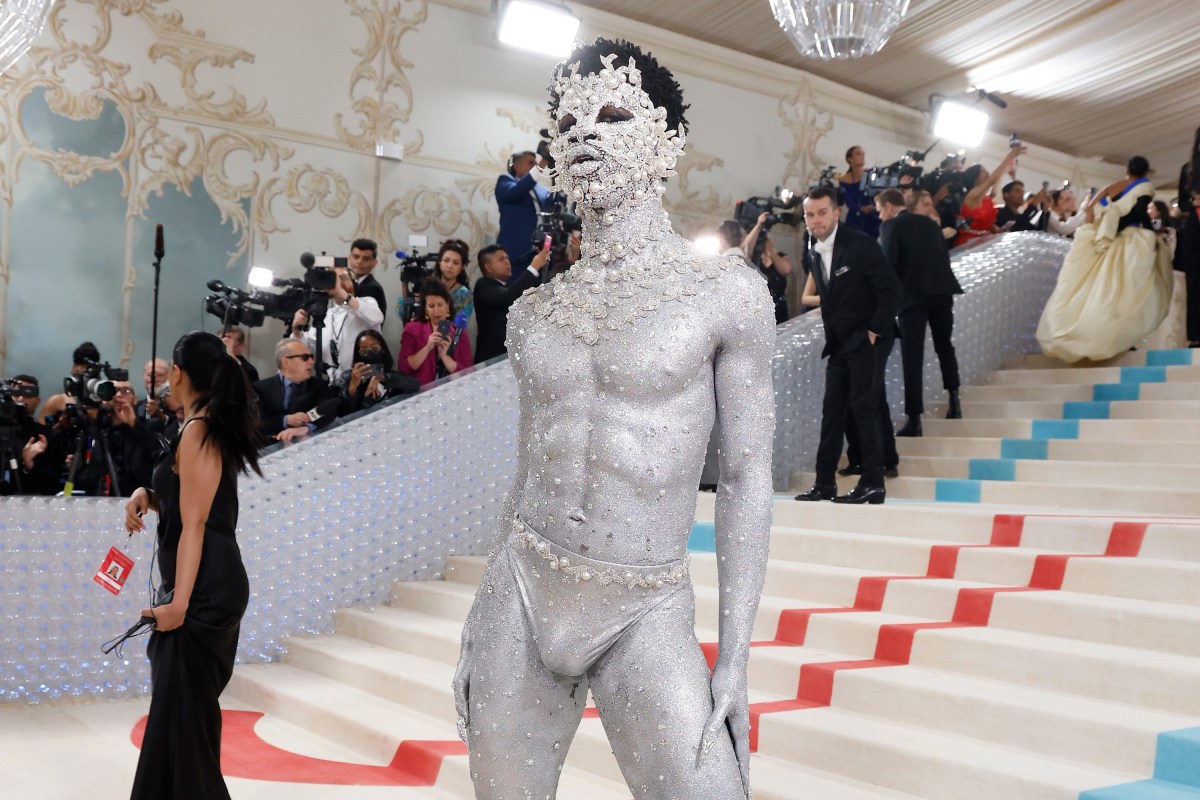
[
  {"xmin": 335, "ymin": 0, "xmax": 427, "ymax": 157},
  {"xmin": 779, "ymin": 75, "xmax": 834, "ymax": 191}
]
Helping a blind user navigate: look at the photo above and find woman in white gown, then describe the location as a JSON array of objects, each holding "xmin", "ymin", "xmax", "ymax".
[{"xmin": 1037, "ymin": 156, "xmax": 1173, "ymax": 362}]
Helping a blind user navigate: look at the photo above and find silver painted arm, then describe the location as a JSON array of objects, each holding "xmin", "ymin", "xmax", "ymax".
[
  {"xmin": 697, "ymin": 270, "xmax": 776, "ymax": 797},
  {"xmin": 454, "ymin": 304, "xmax": 533, "ymax": 741}
]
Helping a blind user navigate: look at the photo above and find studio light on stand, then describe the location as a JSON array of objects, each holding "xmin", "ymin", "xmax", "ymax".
[
  {"xmin": 248, "ymin": 266, "xmax": 275, "ymax": 288},
  {"xmin": 930, "ymin": 100, "xmax": 988, "ymax": 148},
  {"xmin": 495, "ymin": 0, "xmax": 580, "ymax": 58},
  {"xmin": 768, "ymin": 0, "xmax": 910, "ymax": 60},
  {"xmin": 928, "ymin": 88, "xmax": 1007, "ymax": 149}
]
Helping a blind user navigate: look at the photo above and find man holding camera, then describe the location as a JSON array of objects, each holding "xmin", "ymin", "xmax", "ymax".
[
  {"xmin": 996, "ymin": 180, "xmax": 1046, "ymax": 232},
  {"xmin": 220, "ymin": 326, "xmax": 260, "ymax": 383},
  {"xmin": 0, "ymin": 376, "xmax": 67, "ymax": 495},
  {"xmin": 794, "ymin": 186, "xmax": 901, "ymax": 505},
  {"xmin": 252, "ymin": 339, "xmax": 340, "ymax": 447},
  {"xmin": 473, "ymin": 243, "xmax": 551, "ymax": 362},
  {"xmin": 496, "ymin": 150, "xmax": 551, "ymax": 280},
  {"xmin": 290, "ymin": 265, "xmax": 383, "ymax": 382},
  {"xmin": 348, "ymin": 238, "xmax": 387, "ymax": 317},
  {"xmin": 741, "ymin": 211, "xmax": 793, "ymax": 324}
]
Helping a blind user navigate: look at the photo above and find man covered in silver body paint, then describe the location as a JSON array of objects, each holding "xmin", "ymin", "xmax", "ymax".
[{"xmin": 453, "ymin": 38, "xmax": 775, "ymax": 800}]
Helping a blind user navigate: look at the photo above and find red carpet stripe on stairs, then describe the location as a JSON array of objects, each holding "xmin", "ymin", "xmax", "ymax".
[{"xmin": 739, "ymin": 515, "xmax": 1155, "ymax": 752}]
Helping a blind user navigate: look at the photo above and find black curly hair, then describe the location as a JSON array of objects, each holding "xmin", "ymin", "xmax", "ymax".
[{"xmin": 549, "ymin": 37, "xmax": 689, "ymax": 135}]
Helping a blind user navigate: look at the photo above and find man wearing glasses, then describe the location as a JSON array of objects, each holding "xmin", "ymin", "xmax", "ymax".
[{"xmin": 251, "ymin": 339, "xmax": 339, "ymax": 447}]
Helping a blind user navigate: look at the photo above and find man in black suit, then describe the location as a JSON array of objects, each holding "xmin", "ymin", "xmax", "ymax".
[
  {"xmin": 877, "ymin": 189, "xmax": 964, "ymax": 436},
  {"xmin": 219, "ymin": 326, "xmax": 260, "ymax": 383},
  {"xmin": 473, "ymin": 244, "xmax": 550, "ymax": 363},
  {"xmin": 794, "ymin": 186, "xmax": 901, "ymax": 504},
  {"xmin": 251, "ymin": 339, "xmax": 340, "ymax": 447},
  {"xmin": 349, "ymin": 238, "xmax": 387, "ymax": 319}
]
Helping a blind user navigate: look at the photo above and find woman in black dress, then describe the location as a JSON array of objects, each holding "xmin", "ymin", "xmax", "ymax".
[
  {"xmin": 123, "ymin": 331, "xmax": 261, "ymax": 799},
  {"xmin": 1175, "ymin": 126, "xmax": 1200, "ymax": 347}
]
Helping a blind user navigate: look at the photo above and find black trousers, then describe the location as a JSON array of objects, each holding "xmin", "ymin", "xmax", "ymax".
[
  {"xmin": 1177, "ymin": 213, "xmax": 1200, "ymax": 341},
  {"xmin": 899, "ymin": 294, "xmax": 960, "ymax": 416},
  {"xmin": 846, "ymin": 335, "xmax": 897, "ymax": 469},
  {"xmin": 816, "ymin": 337, "xmax": 884, "ymax": 487}
]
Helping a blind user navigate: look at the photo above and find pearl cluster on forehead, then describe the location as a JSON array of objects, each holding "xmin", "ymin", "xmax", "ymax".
[{"xmin": 548, "ymin": 53, "xmax": 686, "ymax": 212}]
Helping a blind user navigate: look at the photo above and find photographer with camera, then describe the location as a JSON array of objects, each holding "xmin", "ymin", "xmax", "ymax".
[
  {"xmin": 398, "ymin": 279, "xmax": 474, "ymax": 387},
  {"xmin": 1045, "ymin": 187, "xmax": 1088, "ymax": 238},
  {"xmin": 219, "ymin": 325, "xmax": 260, "ymax": 383},
  {"xmin": 956, "ymin": 142, "xmax": 1026, "ymax": 246},
  {"xmin": 339, "ymin": 330, "xmax": 419, "ymax": 414},
  {"xmin": 496, "ymin": 150, "xmax": 552, "ymax": 279},
  {"xmin": 290, "ymin": 264, "xmax": 382, "ymax": 383},
  {"xmin": 136, "ymin": 358, "xmax": 170, "ymax": 423},
  {"xmin": 996, "ymin": 180, "xmax": 1047, "ymax": 233},
  {"xmin": 473, "ymin": 243, "xmax": 551, "ymax": 362},
  {"xmin": 1, "ymin": 375, "xmax": 67, "ymax": 495},
  {"xmin": 40, "ymin": 341, "xmax": 102, "ymax": 424},
  {"xmin": 840, "ymin": 146, "xmax": 882, "ymax": 237},
  {"xmin": 251, "ymin": 339, "xmax": 340, "ymax": 447},
  {"xmin": 741, "ymin": 211, "xmax": 794, "ymax": 324},
  {"xmin": 348, "ymin": 238, "xmax": 387, "ymax": 317}
]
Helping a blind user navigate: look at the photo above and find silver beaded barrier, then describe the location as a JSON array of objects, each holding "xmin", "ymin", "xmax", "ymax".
[
  {"xmin": 771, "ymin": 232, "xmax": 1069, "ymax": 489},
  {"xmin": 0, "ymin": 232, "xmax": 1067, "ymax": 702}
]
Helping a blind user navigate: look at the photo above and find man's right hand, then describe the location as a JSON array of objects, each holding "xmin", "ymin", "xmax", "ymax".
[
  {"xmin": 292, "ymin": 308, "xmax": 309, "ymax": 333},
  {"xmin": 285, "ymin": 411, "xmax": 309, "ymax": 428},
  {"xmin": 531, "ymin": 247, "xmax": 551, "ymax": 271},
  {"xmin": 145, "ymin": 398, "xmax": 164, "ymax": 419},
  {"xmin": 21, "ymin": 435, "xmax": 47, "ymax": 470},
  {"xmin": 275, "ymin": 427, "xmax": 309, "ymax": 446}
]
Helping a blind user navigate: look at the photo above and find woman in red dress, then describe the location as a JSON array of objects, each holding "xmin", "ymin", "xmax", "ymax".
[{"xmin": 955, "ymin": 143, "xmax": 1026, "ymax": 247}]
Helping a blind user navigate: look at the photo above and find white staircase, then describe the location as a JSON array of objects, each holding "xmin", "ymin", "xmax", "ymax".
[{"xmin": 227, "ymin": 348, "xmax": 1200, "ymax": 799}]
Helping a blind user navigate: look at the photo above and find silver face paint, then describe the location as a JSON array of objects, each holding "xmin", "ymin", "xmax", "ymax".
[{"xmin": 453, "ymin": 48, "xmax": 775, "ymax": 800}]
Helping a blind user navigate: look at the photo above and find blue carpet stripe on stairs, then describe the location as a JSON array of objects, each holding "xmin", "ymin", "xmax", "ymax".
[
  {"xmin": 935, "ymin": 479, "xmax": 981, "ymax": 502},
  {"xmin": 1032, "ymin": 419, "xmax": 1080, "ymax": 439},
  {"xmin": 1000, "ymin": 438, "xmax": 1049, "ymax": 459},
  {"xmin": 1121, "ymin": 365, "xmax": 1169, "ymax": 383},
  {"xmin": 1064, "ymin": 400, "xmax": 1111, "ymax": 419},
  {"xmin": 968, "ymin": 458, "xmax": 1016, "ymax": 481},
  {"xmin": 1095, "ymin": 383, "xmax": 1141, "ymax": 401},
  {"xmin": 688, "ymin": 521, "xmax": 716, "ymax": 553},
  {"xmin": 1080, "ymin": 725, "xmax": 1200, "ymax": 798},
  {"xmin": 1146, "ymin": 349, "xmax": 1193, "ymax": 367}
]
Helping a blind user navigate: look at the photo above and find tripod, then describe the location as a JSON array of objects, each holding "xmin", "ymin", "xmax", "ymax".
[{"xmin": 62, "ymin": 407, "xmax": 122, "ymax": 497}]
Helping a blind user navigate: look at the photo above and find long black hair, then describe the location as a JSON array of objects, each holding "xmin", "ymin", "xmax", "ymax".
[{"xmin": 172, "ymin": 331, "xmax": 261, "ymax": 476}]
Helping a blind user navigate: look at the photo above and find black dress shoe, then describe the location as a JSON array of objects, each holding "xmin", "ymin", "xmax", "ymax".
[
  {"xmin": 883, "ymin": 465, "xmax": 899, "ymax": 479},
  {"xmin": 837, "ymin": 463, "xmax": 862, "ymax": 476},
  {"xmin": 945, "ymin": 389, "xmax": 962, "ymax": 420},
  {"xmin": 794, "ymin": 483, "xmax": 837, "ymax": 501},
  {"xmin": 832, "ymin": 485, "xmax": 886, "ymax": 504},
  {"xmin": 698, "ymin": 483, "xmax": 718, "ymax": 492},
  {"xmin": 896, "ymin": 415, "xmax": 923, "ymax": 437}
]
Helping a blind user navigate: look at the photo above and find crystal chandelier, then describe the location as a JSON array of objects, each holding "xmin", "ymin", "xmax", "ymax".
[
  {"xmin": 0, "ymin": 0, "xmax": 55, "ymax": 75},
  {"xmin": 769, "ymin": 0, "xmax": 911, "ymax": 60}
]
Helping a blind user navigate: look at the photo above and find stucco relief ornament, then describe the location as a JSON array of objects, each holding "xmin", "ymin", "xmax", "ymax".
[{"xmin": 522, "ymin": 54, "xmax": 733, "ymax": 347}]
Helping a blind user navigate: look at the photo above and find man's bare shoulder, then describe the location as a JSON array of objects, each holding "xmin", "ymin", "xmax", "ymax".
[{"xmin": 697, "ymin": 255, "xmax": 775, "ymax": 334}]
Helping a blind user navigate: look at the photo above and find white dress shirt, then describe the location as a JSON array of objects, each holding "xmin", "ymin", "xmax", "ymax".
[
  {"xmin": 811, "ymin": 224, "xmax": 838, "ymax": 284},
  {"xmin": 301, "ymin": 296, "xmax": 383, "ymax": 381}
]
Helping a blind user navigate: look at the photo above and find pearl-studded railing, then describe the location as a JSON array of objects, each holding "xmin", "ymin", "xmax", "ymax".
[
  {"xmin": 0, "ymin": 232, "xmax": 1066, "ymax": 702},
  {"xmin": 772, "ymin": 232, "xmax": 1068, "ymax": 488}
]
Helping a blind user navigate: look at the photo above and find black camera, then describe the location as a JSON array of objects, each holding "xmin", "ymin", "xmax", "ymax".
[
  {"xmin": 531, "ymin": 191, "xmax": 581, "ymax": 255},
  {"xmin": 63, "ymin": 359, "xmax": 129, "ymax": 406},
  {"xmin": 860, "ymin": 150, "xmax": 927, "ymax": 199},
  {"xmin": 735, "ymin": 187, "xmax": 801, "ymax": 234},
  {"xmin": 398, "ymin": 249, "xmax": 440, "ymax": 286},
  {"xmin": 204, "ymin": 251, "xmax": 340, "ymax": 329},
  {"xmin": 536, "ymin": 128, "xmax": 555, "ymax": 171},
  {"xmin": 0, "ymin": 379, "xmax": 37, "ymax": 423}
]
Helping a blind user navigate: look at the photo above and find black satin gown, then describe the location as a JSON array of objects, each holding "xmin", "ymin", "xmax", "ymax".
[{"xmin": 131, "ymin": 422, "xmax": 248, "ymax": 800}]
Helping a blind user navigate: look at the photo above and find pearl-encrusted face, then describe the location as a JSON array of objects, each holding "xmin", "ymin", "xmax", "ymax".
[{"xmin": 549, "ymin": 53, "xmax": 685, "ymax": 214}]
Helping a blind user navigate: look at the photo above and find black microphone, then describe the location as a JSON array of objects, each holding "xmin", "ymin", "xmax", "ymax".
[
  {"xmin": 154, "ymin": 224, "xmax": 164, "ymax": 259},
  {"xmin": 205, "ymin": 279, "xmax": 249, "ymax": 300},
  {"xmin": 300, "ymin": 252, "xmax": 315, "ymax": 270}
]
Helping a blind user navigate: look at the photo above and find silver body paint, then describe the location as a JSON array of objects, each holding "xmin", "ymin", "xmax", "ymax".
[{"xmin": 453, "ymin": 51, "xmax": 776, "ymax": 800}]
